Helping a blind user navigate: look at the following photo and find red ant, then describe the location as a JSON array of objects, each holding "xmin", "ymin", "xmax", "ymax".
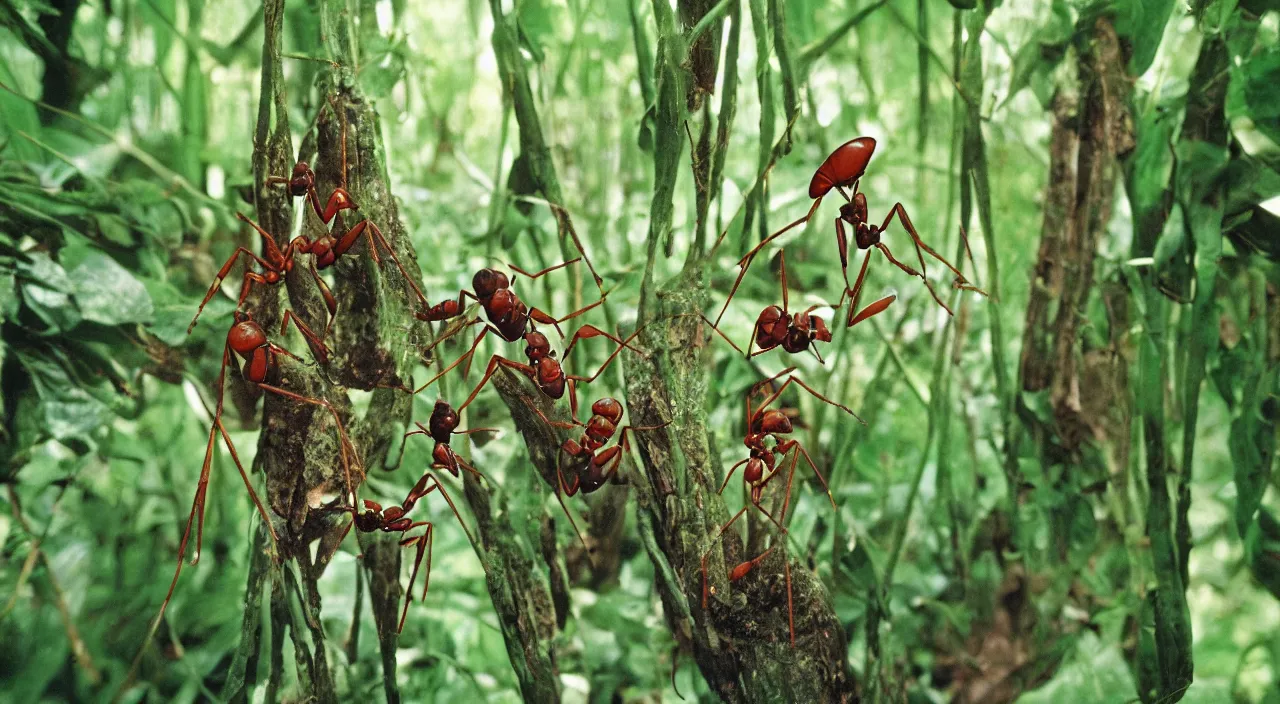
[
  {"xmin": 403, "ymin": 399, "xmax": 499, "ymax": 479},
  {"xmin": 704, "ymin": 249, "xmax": 896, "ymax": 363},
  {"xmin": 700, "ymin": 367, "xmax": 859, "ymax": 647},
  {"xmin": 714, "ymin": 137, "xmax": 985, "ymax": 327},
  {"xmin": 331, "ymin": 469, "xmax": 474, "ymax": 633},
  {"xmin": 526, "ymin": 394, "xmax": 671, "ymax": 543},
  {"xmin": 408, "ymin": 261, "xmax": 632, "ymax": 403},
  {"xmin": 188, "ymin": 100, "xmax": 430, "ymax": 340},
  {"xmin": 266, "ymin": 98, "xmax": 358, "ymax": 230},
  {"xmin": 441, "ymin": 322, "xmax": 648, "ymax": 418},
  {"xmin": 410, "ymin": 260, "xmax": 604, "ymax": 358},
  {"xmin": 135, "ymin": 313, "xmax": 360, "ymax": 669}
]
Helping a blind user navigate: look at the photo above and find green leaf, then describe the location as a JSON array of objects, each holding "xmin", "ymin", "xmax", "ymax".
[
  {"xmin": 11, "ymin": 345, "xmax": 112, "ymax": 450},
  {"xmin": 16, "ymin": 253, "xmax": 80, "ymax": 334},
  {"xmin": 67, "ymin": 249, "xmax": 155, "ymax": 326},
  {"xmin": 1113, "ymin": 0, "xmax": 1177, "ymax": 76},
  {"xmin": 1020, "ymin": 632, "xmax": 1137, "ymax": 702}
]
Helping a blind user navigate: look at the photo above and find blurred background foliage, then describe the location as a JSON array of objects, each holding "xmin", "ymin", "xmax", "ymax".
[{"xmin": 0, "ymin": 0, "xmax": 1279, "ymax": 701}]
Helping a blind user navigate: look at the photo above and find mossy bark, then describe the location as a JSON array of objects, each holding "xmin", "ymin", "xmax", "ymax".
[{"xmin": 623, "ymin": 273, "xmax": 854, "ymax": 702}]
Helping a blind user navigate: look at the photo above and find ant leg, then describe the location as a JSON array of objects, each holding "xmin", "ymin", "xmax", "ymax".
[
  {"xmin": 553, "ymin": 450, "xmax": 591, "ymax": 552},
  {"xmin": 456, "ymin": 355, "xmax": 536, "ymax": 415},
  {"xmin": 718, "ymin": 458, "xmax": 749, "ymax": 494},
  {"xmin": 188, "ymin": 248, "xmax": 279, "ymax": 334},
  {"xmin": 694, "ymin": 314, "xmax": 747, "ymax": 356},
  {"xmin": 728, "ymin": 547, "xmax": 775, "ymax": 582},
  {"xmin": 778, "ymin": 249, "xmax": 789, "ymax": 313},
  {"xmin": 883, "ymin": 203, "xmax": 975, "ymax": 287},
  {"xmin": 335, "ymin": 220, "xmax": 434, "ymax": 311},
  {"xmin": 300, "ymin": 259, "xmax": 339, "ymax": 343},
  {"xmin": 280, "ymin": 309, "xmax": 331, "ymax": 365},
  {"xmin": 835, "ymin": 217, "xmax": 851, "ymax": 291},
  {"xmin": 447, "ymin": 455, "xmax": 489, "ymax": 482},
  {"xmin": 543, "ymin": 202, "xmax": 606, "ymax": 293},
  {"xmin": 422, "ymin": 312, "xmax": 481, "ymax": 355},
  {"xmin": 847, "ymin": 295, "xmax": 896, "ymax": 329},
  {"xmin": 838, "ymin": 247, "xmax": 873, "ymax": 315},
  {"xmin": 397, "ymin": 523, "xmax": 433, "ymax": 633},
  {"xmin": 877, "ymin": 243, "xmax": 953, "ymax": 316},
  {"xmin": 522, "ymin": 396, "xmax": 583, "ymax": 430},
  {"xmin": 564, "ymin": 327, "xmax": 652, "ymax": 385},
  {"xmin": 605, "ymin": 419, "xmax": 672, "ymax": 483},
  {"xmin": 508, "ymin": 258, "xmax": 582, "ymax": 281},
  {"xmin": 235, "ymin": 212, "xmax": 291, "ymax": 266},
  {"xmin": 737, "ymin": 196, "xmax": 825, "ymax": 268},
  {"xmin": 788, "ymin": 441, "xmax": 837, "ymax": 512},
  {"xmin": 755, "ymin": 373, "xmax": 864, "ymax": 426},
  {"xmin": 256, "ymin": 384, "xmax": 361, "ymax": 506},
  {"xmin": 711, "ymin": 197, "xmax": 823, "ymax": 329},
  {"xmin": 234, "ymin": 271, "xmax": 273, "ymax": 318},
  {"xmin": 413, "ymin": 324, "xmax": 497, "ymax": 394},
  {"xmin": 412, "ymin": 473, "xmax": 476, "ymax": 546},
  {"xmin": 528, "ymin": 293, "xmax": 610, "ymax": 339},
  {"xmin": 699, "ymin": 505, "xmax": 750, "ymax": 609},
  {"xmin": 562, "ymin": 323, "xmax": 649, "ymax": 364}
]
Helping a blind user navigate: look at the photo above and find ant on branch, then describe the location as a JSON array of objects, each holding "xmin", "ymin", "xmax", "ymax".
[
  {"xmin": 266, "ymin": 97, "xmax": 358, "ymax": 230},
  {"xmin": 135, "ymin": 313, "xmax": 361, "ymax": 670},
  {"xmin": 704, "ymin": 249, "xmax": 896, "ymax": 363},
  {"xmin": 714, "ymin": 137, "xmax": 986, "ymax": 327},
  {"xmin": 700, "ymin": 367, "xmax": 860, "ymax": 647},
  {"xmin": 404, "ymin": 399, "xmax": 499, "ymax": 480},
  {"xmin": 526, "ymin": 392, "xmax": 671, "ymax": 547},
  {"xmin": 330, "ymin": 468, "xmax": 473, "ymax": 633},
  {"xmin": 410, "ymin": 259, "xmax": 604, "ymax": 359},
  {"xmin": 188, "ymin": 99, "xmax": 430, "ymax": 341}
]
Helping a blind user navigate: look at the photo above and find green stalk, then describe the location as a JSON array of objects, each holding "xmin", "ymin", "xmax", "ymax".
[
  {"xmin": 740, "ymin": 0, "xmax": 774, "ymax": 251},
  {"xmin": 866, "ymin": 288, "xmax": 960, "ymax": 697}
]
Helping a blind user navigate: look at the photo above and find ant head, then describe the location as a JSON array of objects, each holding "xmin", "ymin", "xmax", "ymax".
[
  {"xmin": 524, "ymin": 330, "xmax": 552, "ymax": 360},
  {"xmin": 429, "ymin": 399, "xmax": 460, "ymax": 440},
  {"xmin": 288, "ymin": 162, "xmax": 314, "ymax": 195},
  {"xmin": 591, "ymin": 397, "xmax": 623, "ymax": 424},
  {"xmin": 759, "ymin": 409, "xmax": 792, "ymax": 435},
  {"xmin": 744, "ymin": 457, "xmax": 766, "ymax": 484},
  {"xmin": 789, "ymin": 312, "xmax": 811, "ymax": 334},
  {"xmin": 473, "ymin": 268, "xmax": 509, "ymax": 299},
  {"xmin": 228, "ymin": 320, "xmax": 267, "ymax": 355}
]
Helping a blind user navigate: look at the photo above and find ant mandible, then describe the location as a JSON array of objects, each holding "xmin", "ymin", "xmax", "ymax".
[
  {"xmin": 700, "ymin": 366, "xmax": 860, "ymax": 647},
  {"xmin": 188, "ymin": 98, "xmax": 432, "ymax": 339},
  {"xmin": 704, "ymin": 249, "xmax": 896, "ymax": 363},
  {"xmin": 714, "ymin": 137, "xmax": 986, "ymax": 327}
]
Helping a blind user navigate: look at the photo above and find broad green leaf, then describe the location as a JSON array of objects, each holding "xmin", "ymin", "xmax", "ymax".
[{"xmin": 67, "ymin": 250, "xmax": 155, "ymax": 326}]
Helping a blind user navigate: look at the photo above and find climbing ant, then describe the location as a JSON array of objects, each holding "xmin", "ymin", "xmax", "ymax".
[{"xmin": 715, "ymin": 137, "xmax": 985, "ymax": 326}]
